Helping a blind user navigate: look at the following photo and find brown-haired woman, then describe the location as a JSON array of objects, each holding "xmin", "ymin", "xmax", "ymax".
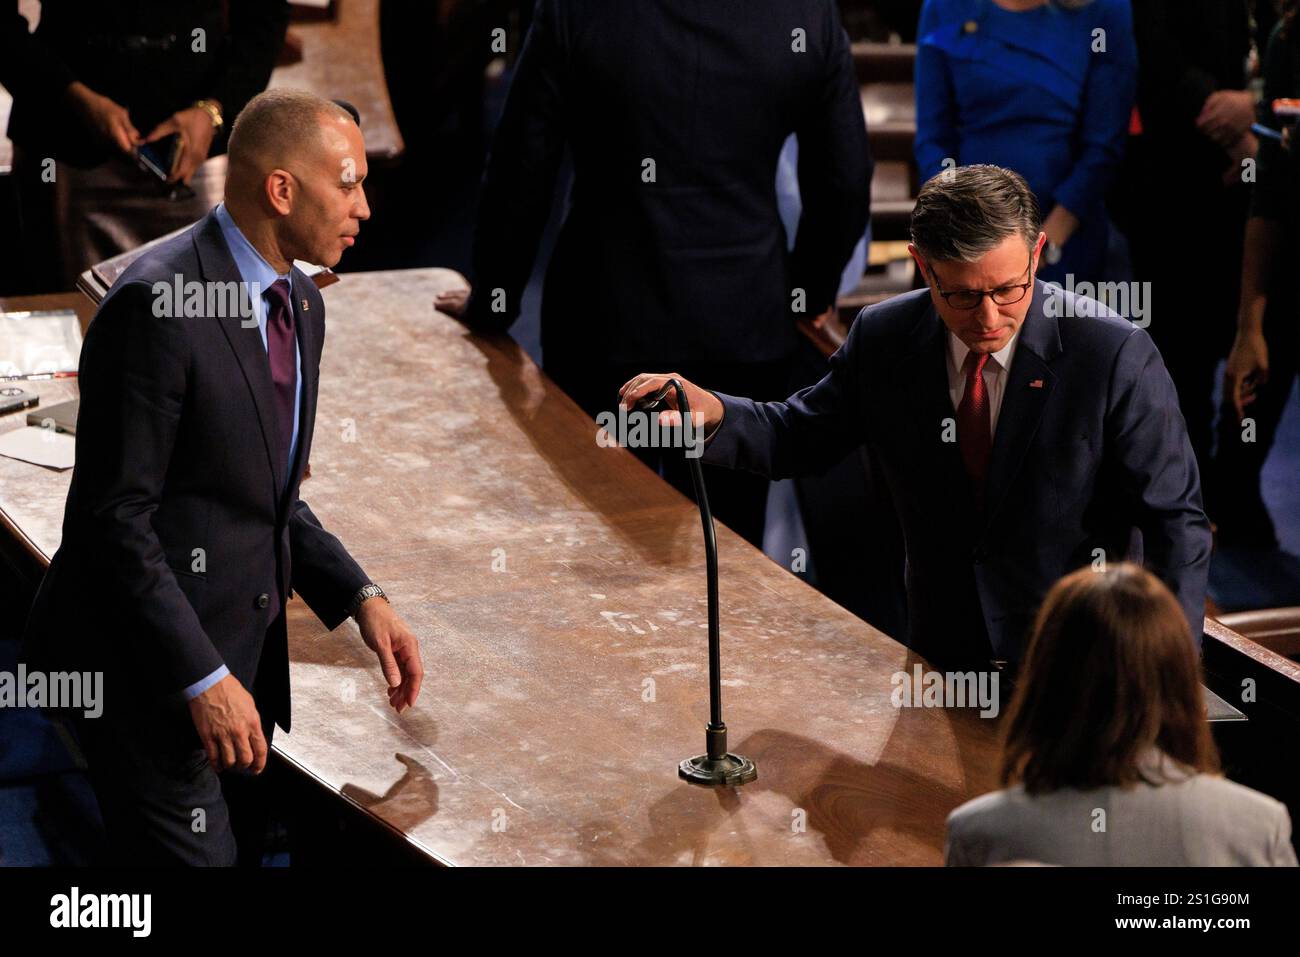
[{"xmin": 945, "ymin": 562, "xmax": 1297, "ymax": 866}]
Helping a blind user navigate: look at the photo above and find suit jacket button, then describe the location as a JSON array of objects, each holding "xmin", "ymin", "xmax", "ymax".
[{"xmin": 256, "ymin": 593, "xmax": 270, "ymax": 609}]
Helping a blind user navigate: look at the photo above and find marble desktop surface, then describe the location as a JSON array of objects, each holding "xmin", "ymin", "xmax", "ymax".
[{"xmin": 1, "ymin": 268, "xmax": 1001, "ymax": 865}]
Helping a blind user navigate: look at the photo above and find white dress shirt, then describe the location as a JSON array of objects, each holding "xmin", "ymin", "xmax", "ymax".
[{"xmin": 946, "ymin": 329, "xmax": 1021, "ymax": 436}]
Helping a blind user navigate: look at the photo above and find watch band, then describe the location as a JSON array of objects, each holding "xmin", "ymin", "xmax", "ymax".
[
  {"xmin": 192, "ymin": 99, "xmax": 224, "ymax": 130},
  {"xmin": 346, "ymin": 582, "xmax": 388, "ymax": 618}
]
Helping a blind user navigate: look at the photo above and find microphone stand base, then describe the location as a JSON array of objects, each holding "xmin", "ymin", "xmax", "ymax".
[{"xmin": 678, "ymin": 753, "xmax": 757, "ymax": 787}]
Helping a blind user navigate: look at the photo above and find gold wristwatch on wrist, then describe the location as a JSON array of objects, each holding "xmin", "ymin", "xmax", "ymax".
[{"xmin": 191, "ymin": 99, "xmax": 224, "ymax": 131}]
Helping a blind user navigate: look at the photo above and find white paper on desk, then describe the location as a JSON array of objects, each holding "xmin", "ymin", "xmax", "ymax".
[
  {"xmin": 0, "ymin": 309, "xmax": 82, "ymax": 377},
  {"xmin": 0, "ymin": 426, "xmax": 75, "ymax": 470}
]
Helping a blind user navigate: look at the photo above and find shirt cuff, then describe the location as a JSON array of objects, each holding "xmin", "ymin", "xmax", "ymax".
[{"xmin": 182, "ymin": 665, "xmax": 230, "ymax": 701}]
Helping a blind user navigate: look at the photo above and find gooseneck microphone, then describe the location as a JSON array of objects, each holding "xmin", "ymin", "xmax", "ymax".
[{"xmin": 634, "ymin": 380, "xmax": 757, "ymax": 787}]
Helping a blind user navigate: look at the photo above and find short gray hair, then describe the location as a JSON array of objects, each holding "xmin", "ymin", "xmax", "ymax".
[{"xmin": 910, "ymin": 164, "xmax": 1042, "ymax": 263}]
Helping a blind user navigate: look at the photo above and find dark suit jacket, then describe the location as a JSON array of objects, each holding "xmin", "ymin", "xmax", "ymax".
[
  {"xmin": 22, "ymin": 210, "xmax": 368, "ymax": 732},
  {"xmin": 1123, "ymin": 0, "xmax": 1253, "ymax": 191},
  {"xmin": 465, "ymin": 0, "xmax": 872, "ymax": 368},
  {"xmin": 0, "ymin": 0, "xmax": 288, "ymax": 167},
  {"xmin": 703, "ymin": 281, "xmax": 1212, "ymax": 667}
]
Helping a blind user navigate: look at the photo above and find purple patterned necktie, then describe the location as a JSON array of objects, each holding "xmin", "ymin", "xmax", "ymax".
[{"xmin": 263, "ymin": 278, "xmax": 297, "ymax": 470}]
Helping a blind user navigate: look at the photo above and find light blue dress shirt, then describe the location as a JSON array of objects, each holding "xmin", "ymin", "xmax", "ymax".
[{"xmin": 183, "ymin": 203, "xmax": 304, "ymax": 701}]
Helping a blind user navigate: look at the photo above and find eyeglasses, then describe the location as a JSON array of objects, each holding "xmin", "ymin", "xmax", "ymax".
[{"xmin": 930, "ymin": 257, "xmax": 1034, "ymax": 310}]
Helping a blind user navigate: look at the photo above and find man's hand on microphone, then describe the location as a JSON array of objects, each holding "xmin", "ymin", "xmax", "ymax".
[
  {"xmin": 188, "ymin": 674, "xmax": 268, "ymax": 774},
  {"xmin": 617, "ymin": 373, "xmax": 725, "ymax": 434}
]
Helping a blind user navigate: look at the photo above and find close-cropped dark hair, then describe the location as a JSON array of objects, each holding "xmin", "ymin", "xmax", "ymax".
[
  {"xmin": 909, "ymin": 164, "xmax": 1042, "ymax": 263},
  {"xmin": 1000, "ymin": 563, "xmax": 1220, "ymax": 794}
]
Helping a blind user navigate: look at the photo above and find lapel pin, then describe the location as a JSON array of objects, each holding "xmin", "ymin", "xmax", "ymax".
[
  {"xmin": 300, "ymin": 298, "xmax": 310, "ymax": 311},
  {"xmin": 1029, "ymin": 379, "xmax": 1044, "ymax": 389}
]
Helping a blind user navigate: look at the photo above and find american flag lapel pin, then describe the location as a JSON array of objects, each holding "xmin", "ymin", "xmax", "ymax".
[{"xmin": 1029, "ymin": 378, "xmax": 1044, "ymax": 389}]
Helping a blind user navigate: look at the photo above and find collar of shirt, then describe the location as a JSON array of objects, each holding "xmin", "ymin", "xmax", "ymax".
[
  {"xmin": 946, "ymin": 326, "xmax": 1021, "ymax": 382},
  {"xmin": 946, "ymin": 326, "xmax": 1022, "ymax": 436},
  {"xmin": 213, "ymin": 201, "xmax": 291, "ymax": 334}
]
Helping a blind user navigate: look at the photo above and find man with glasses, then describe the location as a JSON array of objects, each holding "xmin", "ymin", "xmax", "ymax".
[{"xmin": 618, "ymin": 165, "xmax": 1210, "ymax": 673}]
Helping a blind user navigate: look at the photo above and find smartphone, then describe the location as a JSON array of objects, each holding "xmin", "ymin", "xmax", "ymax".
[
  {"xmin": 136, "ymin": 134, "xmax": 179, "ymax": 181},
  {"xmin": 0, "ymin": 386, "xmax": 39, "ymax": 416}
]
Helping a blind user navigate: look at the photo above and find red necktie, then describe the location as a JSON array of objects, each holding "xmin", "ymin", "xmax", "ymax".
[
  {"xmin": 957, "ymin": 352, "xmax": 992, "ymax": 504},
  {"xmin": 264, "ymin": 279, "xmax": 297, "ymax": 471}
]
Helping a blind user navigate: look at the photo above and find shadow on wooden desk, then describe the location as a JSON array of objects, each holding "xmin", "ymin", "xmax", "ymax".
[{"xmin": 465, "ymin": 332, "xmax": 697, "ymax": 566}]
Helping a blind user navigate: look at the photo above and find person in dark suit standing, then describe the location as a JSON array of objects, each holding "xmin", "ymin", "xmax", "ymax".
[
  {"xmin": 452, "ymin": 0, "xmax": 872, "ymax": 547},
  {"xmin": 619, "ymin": 165, "xmax": 1211, "ymax": 671},
  {"xmin": 0, "ymin": 0, "xmax": 289, "ymax": 293},
  {"xmin": 1113, "ymin": 0, "xmax": 1260, "ymax": 517},
  {"xmin": 22, "ymin": 89, "xmax": 424, "ymax": 866}
]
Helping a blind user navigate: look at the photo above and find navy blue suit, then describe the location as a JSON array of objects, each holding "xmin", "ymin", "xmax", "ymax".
[
  {"xmin": 24, "ymin": 210, "xmax": 368, "ymax": 734},
  {"xmin": 466, "ymin": 0, "xmax": 872, "ymax": 367},
  {"xmin": 21, "ymin": 209, "xmax": 370, "ymax": 864},
  {"xmin": 703, "ymin": 281, "xmax": 1211, "ymax": 668}
]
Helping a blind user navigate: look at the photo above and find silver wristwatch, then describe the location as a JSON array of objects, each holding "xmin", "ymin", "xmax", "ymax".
[{"xmin": 346, "ymin": 582, "xmax": 388, "ymax": 618}]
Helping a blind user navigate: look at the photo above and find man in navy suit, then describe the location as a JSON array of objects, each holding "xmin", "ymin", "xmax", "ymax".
[
  {"xmin": 454, "ymin": 0, "xmax": 872, "ymax": 548},
  {"xmin": 22, "ymin": 89, "xmax": 424, "ymax": 865},
  {"xmin": 620, "ymin": 165, "xmax": 1211, "ymax": 671}
]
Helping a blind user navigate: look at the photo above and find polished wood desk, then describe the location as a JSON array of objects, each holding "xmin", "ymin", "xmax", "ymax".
[{"xmin": 1, "ymin": 269, "xmax": 1005, "ymax": 865}]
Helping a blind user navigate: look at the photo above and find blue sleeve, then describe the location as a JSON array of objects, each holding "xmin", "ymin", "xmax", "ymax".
[
  {"xmin": 73, "ymin": 282, "xmax": 228, "ymax": 693},
  {"xmin": 183, "ymin": 665, "xmax": 230, "ymax": 700},
  {"xmin": 702, "ymin": 308, "xmax": 872, "ymax": 479},
  {"xmin": 1052, "ymin": 1, "xmax": 1138, "ymax": 217},
  {"xmin": 914, "ymin": 0, "xmax": 961, "ymax": 183},
  {"xmin": 288, "ymin": 499, "xmax": 371, "ymax": 631},
  {"xmin": 1106, "ymin": 328, "xmax": 1212, "ymax": 645}
]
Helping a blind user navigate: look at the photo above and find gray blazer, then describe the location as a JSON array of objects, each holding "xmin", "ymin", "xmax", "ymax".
[{"xmin": 946, "ymin": 756, "xmax": 1297, "ymax": 867}]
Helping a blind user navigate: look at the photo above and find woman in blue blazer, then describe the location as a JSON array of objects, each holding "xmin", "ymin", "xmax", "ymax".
[{"xmin": 915, "ymin": 0, "xmax": 1137, "ymax": 284}]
